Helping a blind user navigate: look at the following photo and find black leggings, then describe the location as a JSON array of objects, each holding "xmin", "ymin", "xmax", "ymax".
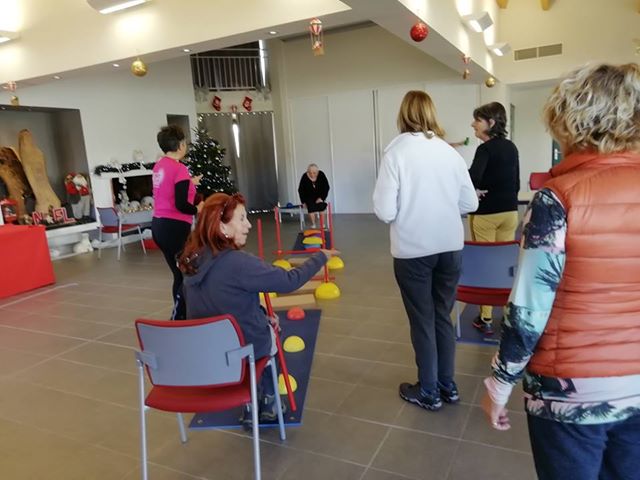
[{"xmin": 152, "ymin": 217, "xmax": 191, "ymax": 320}]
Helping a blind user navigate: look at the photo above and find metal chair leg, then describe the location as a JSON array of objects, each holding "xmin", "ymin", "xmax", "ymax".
[
  {"xmin": 249, "ymin": 357, "xmax": 261, "ymax": 480},
  {"xmin": 138, "ymin": 226, "xmax": 147, "ymax": 255},
  {"xmin": 270, "ymin": 359, "xmax": 286, "ymax": 441},
  {"xmin": 137, "ymin": 361, "xmax": 148, "ymax": 480},
  {"xmin": 176, "ymin": 413, "xmax": 188, "ymax": 443},
  {"xmin": 98, "ymin": 228, "xmax": 103, "ymax": 259},
  {"xmin": 117, "ymin": 224, "xmax": 122, "ymax": 260},
  {"xmin": 455, "ymin": 301, "xmax": 462, "ymax": 339}
]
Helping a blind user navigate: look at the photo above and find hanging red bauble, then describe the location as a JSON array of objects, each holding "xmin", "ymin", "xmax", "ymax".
[{"xmin": 410, "ymin": 22, "xmax": 429, "ymax": 42}]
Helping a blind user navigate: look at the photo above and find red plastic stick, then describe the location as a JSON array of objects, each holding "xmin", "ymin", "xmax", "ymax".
[
  {"xmin": 328, "ymin": 202, "xmax": 334, "ymax": 250},
  {"xmin": 319, "ymin": 215, "xmax": 329, "ymax": 283},
  {"xmin": 257, "ymin": 219, "xmax": 264, "ymax": 260},
  {"xmin": 264, "ymin": 295, "xmax": 297, "ymax": 412},
  {"xmin": 274, "ymin": 207, "xmax": 282, "ymax": 255}
]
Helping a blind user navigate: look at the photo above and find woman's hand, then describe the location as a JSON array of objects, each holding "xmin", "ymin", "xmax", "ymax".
[
  {"xmin": 476, "ymin": 189, "xmax": 488, "ymax": 199},
  {"xmin": 315, "ymin": 198, "xmax": 323, "ymax": 204},
  {"xmin": 320, "ymin": 248, "xmax": 341, "ymax": 258},
  {"xmin": 192, "ymin": 174, "xmax": 203, "ymax": 186},
  {"xmin": 196, "ymin": 202, "xmax": 204, "ymax": 213},
  {"xmin": 481, "ymin": 391, "xmax": 511, "ymax": 431},
  {"xmin": 268, "ymin": 313, "xmax": 281, "ymax": 332}
]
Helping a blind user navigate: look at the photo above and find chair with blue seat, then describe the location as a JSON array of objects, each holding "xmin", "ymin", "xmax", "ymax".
[
  {"xmin": 134, "ymin": 315, "xmax": 286, "ymax": 480},
  {"xmin": 455, "ymin": 241, "xmax": 520, "ymax": 338},
  {"xmin": 97, "ymin": 207, "xmax": 146, "ymax": 260}
]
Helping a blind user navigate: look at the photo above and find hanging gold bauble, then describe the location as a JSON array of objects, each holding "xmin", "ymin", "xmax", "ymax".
[
  {"xmin": 485, "ymin": 76, "xmax": 497, "ymax": 88},
  {"xmin": 131, "ymin": 58, "xmax": 148, "ymax": 77},
  {"xmin": 462, "ymin": 69, "xmax": 471, "ymax": 80},
  {"xmin": 10, "ymin": 95, "xmax": 19, "ymax": 106}
]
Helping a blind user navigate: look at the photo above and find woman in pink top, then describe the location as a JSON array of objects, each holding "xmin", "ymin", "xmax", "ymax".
[{"xmin": 151, "ymin": 125, "xmax": 202, "ymax": 320}]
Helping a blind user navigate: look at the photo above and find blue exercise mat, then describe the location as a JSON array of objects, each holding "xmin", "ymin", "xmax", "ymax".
[
  {"xmin": 189, "ymin": 309, "xmax": 321, "ymax": 430},
  {"xmin": 456, "ymin": 303, "xmax": 502, "ymax": 346},
  {"xmin": 291, "ymin": 231, "xmax": 332, "ymax": 252}
]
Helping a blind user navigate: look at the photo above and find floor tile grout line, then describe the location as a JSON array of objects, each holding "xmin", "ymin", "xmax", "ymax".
[
  {"xmin": 443, "ymin": 386, "xmax": 479, "ymax": 480},
  {"xmin": 358, "ymin": 427, "xmax": 393, "ymax": 480},
  {"xmin": 0, "ymin": 322, "xmax": 124, "ymax": 343},
  {"xmin": 0, "ymin": 283, "xmax": 79, "ymax": 308}
]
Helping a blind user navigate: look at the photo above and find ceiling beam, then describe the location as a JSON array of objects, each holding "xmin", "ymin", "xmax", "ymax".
[
  {"xmin": 541, "ymin": 0, "xmax": 551, "ymax": 10},
  {"xmin": 496, "ymin": 0, "xmax": 508, "ymax": 8}
]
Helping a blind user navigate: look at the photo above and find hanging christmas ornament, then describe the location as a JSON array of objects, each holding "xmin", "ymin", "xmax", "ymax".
[
  {"xmin": 463, "ymin": 69, "xmax": 471, "ymax": 80},
  {"xmin": 211, "ymin": 95, "xmax": 222, "ymax": 111},
  {"xmin": 309, "ymin": 18, "xmax": 324, "ymax": 56},
  {"xmin": 10, "ymin": 95, "xmax": 19, "ymax": 106},
  {"xmin": 462, "ymin": 55, "xmax": 471, "ymax": 65},
  {"xmin": 485, "ymin": 76, "xmax": 497, "ymax": 88},
  {"xmin": 410, "ymin": 22, "xmax": 429, "ymax": 42},
  {"xmin": 242, "ymin": 96, "xmax": 253, "ymax": 112},
  {"xmin": 131, "ymin": 57, "xmax": 148, "ymax": 77}
]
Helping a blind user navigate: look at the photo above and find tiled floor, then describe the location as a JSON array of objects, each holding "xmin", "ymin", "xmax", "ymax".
[{"xmin": 0, "ymin": 214, "xmax": 536, "ymax": 479}]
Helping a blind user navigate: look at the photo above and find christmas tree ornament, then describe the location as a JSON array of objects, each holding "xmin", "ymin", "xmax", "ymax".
[
  {"xmin": 10, "ymin": 95, "xmax": 19, "ymax": 106},
  {"xmin": 309, "ymin": 18, "xmax": 324, "ymax": 56},
  {"xmin": 131, "ymin": 57, "xmax": 148, "ymax": 77},
  {"xmin": 242, "ymin": 96, "xmax": 253, "ymax": 112},
  {"xmin": 462, "ymin": 55, "xmax": 471, "ymax": 65},
  {"xmin": 463, "ymin": 68, "xmax": 471, "ymax": 80},
  {"xmin": 410, "ymin": 22, "xmax": 429, "ymax": 42},
  {"xmin": 211, "ymin": 95, "xmax": 222, "ymax": 111},
  {"xmin": 485, "ymin": 76, "xmax": 497, "ymax": 88}
]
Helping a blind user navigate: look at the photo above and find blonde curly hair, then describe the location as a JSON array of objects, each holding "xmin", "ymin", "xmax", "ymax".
[{"xmin": 543, "ymin": 63, "xmax": 640, "ymax": 154}]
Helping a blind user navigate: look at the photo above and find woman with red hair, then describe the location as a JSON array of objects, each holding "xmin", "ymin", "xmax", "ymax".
[{"xmin": 178, "ymin": 192, "xmax": 337, "ymax": 424}]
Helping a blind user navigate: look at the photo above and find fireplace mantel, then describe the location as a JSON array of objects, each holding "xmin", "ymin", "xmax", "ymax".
[{"xmin": 91, "ymin": 168, "xmax": 153, "ymax": 208}]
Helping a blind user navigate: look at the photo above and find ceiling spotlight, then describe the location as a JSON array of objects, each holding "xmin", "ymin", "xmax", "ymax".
[
  {"xmin": 53, "ymin": 75, "xmax": 61, "ymax": 80},
  {"xmin": 268, "ymin": 31, "xmax": 278, "ymax": 35},
  {"xmin": 462, "ymin": 12, "xmax": 493, "ymax": 33},
  {"xmin": 488, "ymin": 42, "xmax": 511, "ymax": 57},
  {"xmin": 113, "ymin": 63, "xmax": 120, "ymax": 67},
  {"xmin": 87, "ymin": 0, "xmax": 149, "ymax": 14},
  {"xmin": 183, "ymin": 48, "xmax": 191, "ymax": 52},
  {"xmin": 0, "ymin": 30, "xmax": 20, "ymax": 44}
]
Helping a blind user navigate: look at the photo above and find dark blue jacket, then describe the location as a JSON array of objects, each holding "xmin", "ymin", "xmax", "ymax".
[{"xmin": 184, "ymin": 249, "xmax": 327, "ymax": 359}]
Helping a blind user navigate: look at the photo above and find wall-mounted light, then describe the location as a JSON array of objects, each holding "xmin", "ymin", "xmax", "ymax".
[
  {"xmin": 488, "ymin": 42, "xmax": 511, "ymax": 57},
  {"xmin": 0, "ymin": 30, "xmax": 20, "ymax": 45},
  {"xmin": 462, "ymin": 12, "xmax": 493, "ymax": 33},
  {"xmin": 268, "ymin": 31, "xmax": 278, "ymax": 35},
  {"xmin": 87, "ymin": 0, "xmax": 150, "ymax": 14}
]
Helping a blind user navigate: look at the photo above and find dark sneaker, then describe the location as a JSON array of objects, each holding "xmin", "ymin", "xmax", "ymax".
[
  {"xmin": 259, "ymin": 394, "xmax": 287, "ymax": 422},
  {"xmin": 239, "ymin": 403, "xmax": 253, "ymax": 430},
  {"xmin": 472, "ymin": 316, "xmax": 494, "ymax": 335},
  {"xmin": 399, "ymin": 382, "xmax": 443, "ymax": 411},
  {"xmin": 438, "ymin": 381, "xmax": 460, "ymax": 404}
]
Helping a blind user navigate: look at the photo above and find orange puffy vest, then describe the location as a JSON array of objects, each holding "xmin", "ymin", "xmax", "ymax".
[{"xmin": 528, "ymin": 151, "xmax": 640, "ymax": 378}]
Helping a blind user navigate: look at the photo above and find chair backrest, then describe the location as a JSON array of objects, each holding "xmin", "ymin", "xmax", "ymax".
[
  {"xmin": 529, "ymin": 171, "xmax": 552, "ymax": 191},
  {"xmin": 135, "ymin": 315, "xmax": 248, "ymax": 388},
  {"xmin": 97, "ymin": 207, "xmax": 120, "ymax": 227},
  {"xmin": 459, "ymin": 241, "xmax": 520, "ymax": 289}
]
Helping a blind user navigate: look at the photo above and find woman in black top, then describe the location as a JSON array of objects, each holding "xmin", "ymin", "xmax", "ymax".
[
  {"xmin": 468, "ymin": 102, "xmax": 520, "ymax": 335},
  {"xmin": 297, "ymin": 163, "xmax": 330, "ymax": 228}
]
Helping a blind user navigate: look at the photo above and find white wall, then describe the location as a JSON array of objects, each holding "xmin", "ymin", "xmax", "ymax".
[
  {"xmin": 9, "ymin": 56, "xmax": 196, "ymax": 206},
  {"xmin": 511, "ymin": 84, "xmax": 554, "ymax": 188},
  {"xmin": 496, "ymin": 0, "xmax": 640, "ymax": 84},
  {"xmin": 270, "ymin": 25, "xmax": 483, "ymax": 208}
]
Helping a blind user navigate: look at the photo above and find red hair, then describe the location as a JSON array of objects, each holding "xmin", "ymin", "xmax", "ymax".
[{"xmin": 178, "ymin": 193, "xmax": 246, "ymax": 274}]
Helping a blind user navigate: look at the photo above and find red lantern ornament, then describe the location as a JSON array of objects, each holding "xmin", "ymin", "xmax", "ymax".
[
  {"xmin": 309, "ymin": 17, "xmax": 324, "ymax": 56},
  {"xmin": 410, "ymin": 22, "xmax": 429, "ymax": 42}
]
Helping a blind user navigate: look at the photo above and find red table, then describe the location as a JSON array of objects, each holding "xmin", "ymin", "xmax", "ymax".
[{"xmin": 0, "ymin": 225, "xmax": 55, "ymax": 299}]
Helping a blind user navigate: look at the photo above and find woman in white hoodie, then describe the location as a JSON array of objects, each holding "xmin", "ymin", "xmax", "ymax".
[{"xmin": 373, "ymin": 90, "xmax": 478, "ymax": 411}]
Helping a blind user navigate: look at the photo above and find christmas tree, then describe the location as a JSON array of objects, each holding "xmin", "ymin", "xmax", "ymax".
[{"xmin": 182, "ymin": 129, "xmax": 236, "ymax": 197}]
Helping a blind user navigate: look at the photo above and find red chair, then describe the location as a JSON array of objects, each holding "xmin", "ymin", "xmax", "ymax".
[
  {"xmin": 455, "ymin": 241, "xmax": 520, "ymax": 337},
  {"xmin": 134, "ymin": 316, "xmax": 285, "ymax": 480},
  {"xmin": 529, "ymin": 171, "xmax": 552, "ymax": 191},
  {"xmin": 97, "ymin": 207, "xmax": 146, "ymax": 260}
]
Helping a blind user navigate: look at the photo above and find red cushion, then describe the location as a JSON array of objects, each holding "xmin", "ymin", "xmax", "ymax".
[
  {"xmin": 101, "ymin": 224, "xmax": 140, "ymax": 234},
  {"xmin": 457, "ymin": 286, "xmax": 510, "ymax": 306},
  {"xmin": 145, "ymin": 357, "xmax": 269, "ymax": 413}
]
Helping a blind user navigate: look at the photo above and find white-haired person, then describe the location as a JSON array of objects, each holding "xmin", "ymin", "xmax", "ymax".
[
  {"xmin": 481, "ymin": 63, "xmax": 640, "ymax": 479},
  {"xmin": 297, "ymin": 163, "xmax": 330, "ymax": 228}
]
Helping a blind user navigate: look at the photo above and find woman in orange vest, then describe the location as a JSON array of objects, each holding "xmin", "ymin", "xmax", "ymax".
[{"xmin": 481, "ymin": 63, "xmax": 640, "ymax": 479}]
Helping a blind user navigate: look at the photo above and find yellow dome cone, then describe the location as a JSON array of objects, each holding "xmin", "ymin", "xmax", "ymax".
[
  {"xmin": 272, "ymin": 259, "xmax": 292, "ymax": 270},
  {"xmin": 278, "ymin": 373, "xmax": 298, "ymax": 394},
  {"xmin": 315, "ymin": 281, "xmax": 341, "ymax": 300},
  {"xmin": 327, "ymin": 256, "xmax": 344, "ymax": 270},
  {"xmin": 283, "ymin": 335, "xmax": 305, "ymax": 353},
  {"xmin": 260, "ymin": 292, "xmax": 277, "ymax": 302}
]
